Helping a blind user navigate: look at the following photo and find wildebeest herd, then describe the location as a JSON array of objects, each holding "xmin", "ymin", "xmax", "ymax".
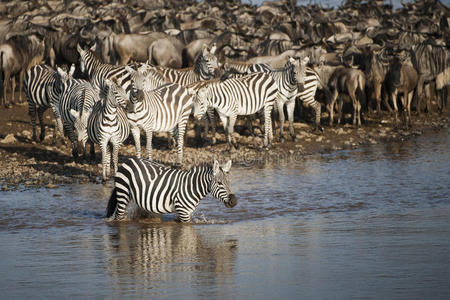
[{"xmin": 0, "ymin": 0, "xmax": 448, "ymax": 220}]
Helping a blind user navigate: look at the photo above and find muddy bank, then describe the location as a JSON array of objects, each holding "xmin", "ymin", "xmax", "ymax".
[{"xmin": 0, "ymin": 101, "xmax": 448, "ymax": 191}]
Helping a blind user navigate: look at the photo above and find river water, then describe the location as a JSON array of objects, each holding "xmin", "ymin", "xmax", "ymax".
[{"xmin": 1, "ymin": 127, "xmax": 449, "ymax": 299}]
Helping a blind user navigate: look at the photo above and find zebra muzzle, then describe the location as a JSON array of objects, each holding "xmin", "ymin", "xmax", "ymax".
[{"xmin": 226, "ymin": 194, "xmax": 238, "ymax": 208}]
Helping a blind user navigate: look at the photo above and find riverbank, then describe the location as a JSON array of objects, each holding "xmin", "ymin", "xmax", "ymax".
[{"xmin": 0, "ymin": 101, "xmax": 448, "ymax": 190}]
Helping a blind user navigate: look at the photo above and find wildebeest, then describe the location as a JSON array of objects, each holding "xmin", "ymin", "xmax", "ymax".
[
  {"xmin": 328, "ymin": 66, "xmax": 366, "ymax": 127},
  {"xmin": 385, "ymin": 54, "xmax": 419, "ymax": 128},
  {"xmin": 0, "ymin": 33, "xmax": 44, "ymax": 107}
]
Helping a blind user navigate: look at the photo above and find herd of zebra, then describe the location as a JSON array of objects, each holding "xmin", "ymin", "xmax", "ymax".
[{"xmin": 24, "ymin": 42, "xmax": 323, "ymax": 181}]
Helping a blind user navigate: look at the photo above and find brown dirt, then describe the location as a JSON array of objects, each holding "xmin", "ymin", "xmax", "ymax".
[{"xmin": 0, "ymin": 96, "xmax": 449, "ymax": 191}]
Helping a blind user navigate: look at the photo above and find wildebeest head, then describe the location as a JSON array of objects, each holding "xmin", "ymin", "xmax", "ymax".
[{"xmin": 210, "ymin": 160, "xmax": 237, "ymax": 208}]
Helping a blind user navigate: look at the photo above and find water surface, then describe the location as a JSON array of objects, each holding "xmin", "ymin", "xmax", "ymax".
[{"xmin": 1, "ymin": 128, "xmax": 449, "ymax": 299}]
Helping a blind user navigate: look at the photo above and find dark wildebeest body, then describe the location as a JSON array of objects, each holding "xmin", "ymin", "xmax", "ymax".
[
  {"xmin": 328, "ymin": 67, "xmax": 366, "ymax": 127},
  {"xmin": 385, "ymin": 57, "xmax": 419, "ymax": 128}
]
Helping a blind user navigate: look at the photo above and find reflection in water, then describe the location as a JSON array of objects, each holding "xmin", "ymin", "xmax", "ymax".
[{"xmin": 104, "ymin": 223, "xmax": 238, "ymax": 298}]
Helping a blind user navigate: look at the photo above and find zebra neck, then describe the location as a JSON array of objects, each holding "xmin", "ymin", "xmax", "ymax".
[
  {"xmin": 180, "ymin": 166, "xmax": 213, "ymax": 202},
  {"xmin": 195, "ymin": 56, "xmax": 212, "ymax": 81}
]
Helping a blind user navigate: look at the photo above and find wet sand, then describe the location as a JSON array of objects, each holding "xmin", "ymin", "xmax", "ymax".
[{"xmin": 0, "ymin": 99, "xmax": 449, "ymax": 190}]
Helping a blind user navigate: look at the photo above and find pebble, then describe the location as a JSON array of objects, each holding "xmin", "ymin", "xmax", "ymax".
[{"xmin": 0, "ymin": 133, "xmax": 16, "ymax": 144}]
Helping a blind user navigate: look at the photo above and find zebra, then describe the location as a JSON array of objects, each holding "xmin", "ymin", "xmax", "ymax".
[
  {"xmin": 125, "ymin": 64, "xmax": 195, "ymax": 164},
  {"xmin": 24, "ymin": 64, "xmax": 69, "ymax": 144},
  {"xmin": 106, "ymin": 157, "xmax": 237, "ymax": 222},
  {"xmin": 152, "ymin": 44, "xmax": 218, "ymax": 86},
  {"xmin": 77, "ymin": 43, "xmax": 133, "ymax": 96},
  {"xmin": 87, "ymin": 78, "xmax": 130, "ymax": 181},
  {"xmin": 192, "ymin": 72, "xmax": 279, "ymax": 150},
  {"xmin": 52, "ymin": 65, "xmax": 98, "ymax": 158},
  {"xmin": 221, "ymin": 61, "xmax": 272, "ymax": 79}
]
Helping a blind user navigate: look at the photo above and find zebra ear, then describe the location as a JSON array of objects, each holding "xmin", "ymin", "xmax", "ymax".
[
  {"xmin": 124, "ymin": 66, "xmax": 135, "ymax": 75},
  {"xmin": 302, "ymin": 56, "xmax": 310, "ymax": 64},
  {"xmin": 56, "ymin": 66, "xmax": 65, "ymax": 77},
  {"xmin": 213, "ymin": 160, "xmax": 220, "ymax": 175},
  {"xmin": 69, "ymin": 64, "xmax": 76, "ymax": 76},
  {"xmin": 90, "ymin": 43, "xmax": 97, "ymax": 52},
  {"xmin": 69, "ymin": 109, "xmax": 80, "ymax": 119},
  {"xmin": 77, "ymin": 43, "xmax": 83, "ymax": 54},
  {"xmin": 223, "ymin": 160, "xmax": 232, "ymax": 173},
  {"xmin": 289, "ymin": 56, "xmax": 296, "ymax": 64},
  {"xmin": 210, "ymin": 43, "xmax": 217, "ymax": 54}
]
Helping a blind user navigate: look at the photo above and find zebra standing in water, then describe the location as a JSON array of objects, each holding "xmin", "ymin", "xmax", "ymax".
[
  {"xmin": 87, "ymin": 78, "xmax": 130, "ymax": 181},
  {"xmin": 193, "ymin": 72, "xmax": 279, "ymax": 150},
  {"xmin": 24, "ymin": 64, "xmax": 61, "ymax": 143},
  {"xmin": 125, "ymin": 64, "xmax": 195, "ymax": 164},
  {"xmin": 52, "ymin": 65, "xmax": 99, "ymax": 158},
  {"xmin": 106, "ymin": 157, "xmax": 237, "ymax": 222},
  {"xmin": 152, "ymin": 44, "xmax": 218, "ymax": 86}
]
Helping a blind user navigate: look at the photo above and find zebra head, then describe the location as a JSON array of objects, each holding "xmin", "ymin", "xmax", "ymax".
[
  {"xmin": 190, "ymin": 85, "xmax": 211, "ymax": 120},
  {"xmin": 104, "ymin": 78, "xmax": 129, "ymax": 109},
  {"xmin": 69, "ymin": 108, "xmax": 89, "ymax": 152},
  {"xmin": 197, "ymin": 44, "xmax": 219, "ymax": 78},
  {"xmin": 289, "ymin": 56, "xmax": 309, "ymax": 88},
  {"xmin": 77, "ymin": 43, "xmax": 97, "ymax": 74},
  {"xmin": 210, "ymin": 160, "xmax": 237, "ymax": 208}
]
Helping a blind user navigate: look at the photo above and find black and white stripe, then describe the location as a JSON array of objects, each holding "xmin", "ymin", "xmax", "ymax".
[
  {"xmin": 106, "ymin": 158, "xmax": 237, "ymax": 222},
  {"xmin": 53, "ymin": 65, "xmax": 98, "ymax": 158},
  {"xmin": 126, "ymin": 65, "xmax": 195, "ymax": 164},
  {"xmin": 24, "ymin": 64, "xmax": 61, "ymax": 143},
  {"xmin": 87, "ymin": 79, "xmax": 130, "ymax": 180},
  {"xmin": 153, "ymin": 44, "xmax": 218, "ymax": 86},
  {"xmin": 296, "ymin": 67, "xmax": 323, "ymax": 131},
  {"xmin": 193, "ymin": 72, "xmax": 279, "ymax": 149}
]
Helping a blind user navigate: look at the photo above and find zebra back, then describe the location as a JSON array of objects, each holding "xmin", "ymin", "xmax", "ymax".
[
  {"xmin": 24, "ymin": 64, "xmax": 56, "ymax": 109},
  {"xmin": 153, "ymin": 44, "xmax": 218, "ymax": 86}
]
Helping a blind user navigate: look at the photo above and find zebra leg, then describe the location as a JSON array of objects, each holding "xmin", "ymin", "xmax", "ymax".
[
  {"xmin": 145, "ymin": 129, "xmax": 153, "ymax": 160},
  {"xmin": 100, "ymin": 140, "xmax": 110, "ymax": 182},
  {"xmin": 276, "ymin": 100, "xmax": 286, "ymax": 142},
  {"xmin": 28, "ymin": 103, "xmax": 38, "ymax": 141},
  {"xmin": 174, "ymin": 200, "xmax": 193, "ymax": 222},
  {"xmin": 207, "ymin": 107, "xmax": 216, "ymax": 145},
  {"xmin": 219, "ymin": 114, "xmax": 231, "ymax": 151},
  {"xmin": 37, "ymin": 106, "xmax": 47, "ymax": 142},
  {"xmin": 131, "ymin": 126, "xmax": 141, "ymax": 158},
  {"xmin": 286, "ymin": 100, "xmax": 296, "ymax": 141},
  {"xmin": 176, "ymin": 119, "xmax": 188, "ymax": 165},
  {"xmin": 89, "ymin": 140, "xmax": 96, "ymax": 161},
  {"xmin": 263, "ymin": 105, "xmax": 273, "ymax": 148},
  {"xmin": 111, "ymin": 139, "xmax": 121, "ymax": 176},
  {"xmin": 228, "ymin": 115, "xmax": 238, "ymax": 149}
]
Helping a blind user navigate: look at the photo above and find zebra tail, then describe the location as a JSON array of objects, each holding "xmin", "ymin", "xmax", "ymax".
[{"xmin": 105, "ymin": 187, "xmax": 118, "ymax": 218}]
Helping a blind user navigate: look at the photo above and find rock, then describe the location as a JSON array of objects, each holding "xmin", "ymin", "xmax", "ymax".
[
  {"xmin": 336, "ymin": 128, "xmax": 345, "ymax": 135},
  {"xmin": 316, "ymin": 136, "xmax": 323, "ymax": 142},
  {"xmin": 22, "ymin": 130, "xmax": 31, "ymax": 138},
  {"xmin": 0, "ymin": 133, "xmax": 16, "ymax": 144},
  {"xmin": 45, "ymin": 183, "xmax": 58, "ymax": 189}
]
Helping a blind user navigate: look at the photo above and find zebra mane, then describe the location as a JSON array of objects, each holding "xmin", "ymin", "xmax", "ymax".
[
  {"xmin": 140, "ymin": 158, "xmax": 212, "ymax": 173},
  {"xmin": 220, "ymin": 68, "xmax": 244, "ymax": 81},
  {"xmin": 271, "ymin": 62, "xmax": 294, "ymax": 73}
]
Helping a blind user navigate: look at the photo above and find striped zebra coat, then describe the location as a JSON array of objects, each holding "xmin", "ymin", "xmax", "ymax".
[
  {"xmin": 126, "ymin": 64, "xmax": 195, "ymax": 164},
  {"xmin": 53, "ymin": 65, "xmax": 99, "ymax": 158},
  {"xmin": 87, "ymin": 79, "xmax": 130, "ymax": 181},
  {"xmin": 106, "ymin": 157, "xmax": 237, "ymax": 222},
  {"xmin": 193, "ymin": 72, "xmax": 278, "ymax": 149},
  {"xmin": 24, "ymin": 64, "xmax": 60, "ymax": 143},
  {"xmin": 152, "ymin": 44, "xmax": 218, "ymax": 86}
]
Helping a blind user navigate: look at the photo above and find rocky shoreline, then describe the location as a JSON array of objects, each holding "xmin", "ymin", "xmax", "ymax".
[{"xmin": 0, "ymin": 102, "xmax": 448, "ymax": 191}]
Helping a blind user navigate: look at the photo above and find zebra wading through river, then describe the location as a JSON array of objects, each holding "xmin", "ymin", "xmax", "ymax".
[
  {"xmin": 193, "ymin": 72, "xmax": 278, "ymax": 150},
  {"xmin": 87, "ymin": 78, "xmax": 130, "ymax": 181},
  {"xmin": 24, "ymin": 64, "xmax": 60, "ymax": 143},
  {"xmin": 106, "ymin": 157, "xmax": 237, "ymax": 222},
  {"xmin": 125, "ymin": 64, "xmax": 195, "ymax": 164}
]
